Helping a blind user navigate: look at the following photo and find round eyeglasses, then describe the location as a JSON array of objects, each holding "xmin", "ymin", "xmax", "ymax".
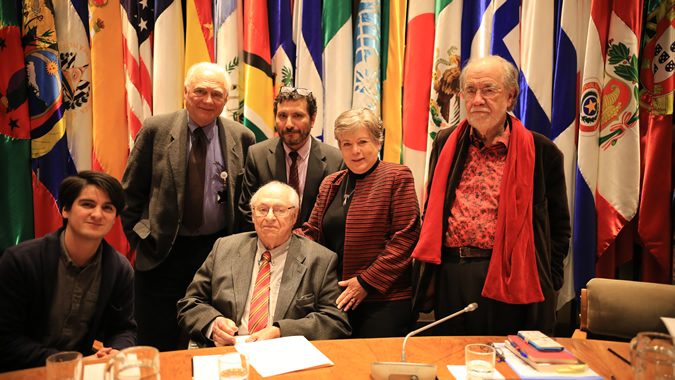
[
  {"xmin": 252, "ymin": 205, "xmax": 296, "ymax": 217},
  {"xmin": 462, "ymin": 87, "xmax": 502, "ymax": 101}
]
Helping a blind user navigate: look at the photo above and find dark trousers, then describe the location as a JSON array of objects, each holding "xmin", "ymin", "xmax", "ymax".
[
  {"xmin": 135, "ymin": 232, "xmax": 222, "ymax": 352},
  {"xmin": 348, "ymin": 299, "xmax": 413, "ymax": 338},
  {"xmin": 433, "ymin": 254, "xmax": 536, "ymax": 336}
]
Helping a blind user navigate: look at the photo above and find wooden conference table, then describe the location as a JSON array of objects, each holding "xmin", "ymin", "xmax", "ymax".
[{"xmin": 0, "ymin": 336, "xmax": 632, "ymax": 379}]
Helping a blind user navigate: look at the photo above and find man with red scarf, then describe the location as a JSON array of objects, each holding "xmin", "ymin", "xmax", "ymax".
[{"xmin": 412, "ymin": 55, "xmax": 570, "ymax": 335}]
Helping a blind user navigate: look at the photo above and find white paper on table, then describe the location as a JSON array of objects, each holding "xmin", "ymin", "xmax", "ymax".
[
  {"xmin": 235, "ymin": 335, "xmax": 333, "ymax": 377},
  {"xmin": 497, "ymin": 343, "xmax": 603, "ymax": 379},
  {"xmin": 193, "ymin": 355, "xmax": 220, "ymax": 380},
  {"xmin": 191, "ymin": 336, "xmax": 277, "ymax": 380},
  {"xmin": 82, "ymin": 362, "xmax": 106, "ymax": 380},
  {"xmin": 662, "ymin": 317, "xmax": 675, "ymax": 337},
  {"xmin": 447, "ymin": 365, "xmax": 505, "ymax": 379}
]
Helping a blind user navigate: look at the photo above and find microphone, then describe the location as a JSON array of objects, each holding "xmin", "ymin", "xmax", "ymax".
[{"xmin": 370, "ymin": 303, "xmax": 478, "ymax": 380}]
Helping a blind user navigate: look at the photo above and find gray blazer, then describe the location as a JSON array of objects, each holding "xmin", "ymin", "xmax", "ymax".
[
  {"xmin": 121, "ymin": 110, "xmax": 256, "ymax": 271},
  {"xmin": 177, "ymin": 232, "xmax": 351, "ymax": 344},
  {"xmin": 238, "ymin": 136, "xmax": 344, "ymax": 230}
]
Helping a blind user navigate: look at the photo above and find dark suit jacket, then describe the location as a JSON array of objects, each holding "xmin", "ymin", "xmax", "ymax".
[
  {"xmin": 413, "ymin": 116, "xmax": 570, "ymax": 333},
  {"xmin": 0, "ymin": 229, "xmax": 136, "ymax": 371},
  {"xmin": 238, "ymin": 136, "xmax": 344, "ymax": 231},
  {"xmin": 121, "ymin": 109, "xmax": 256, "ymax": 271},
  {"xmin": 177, "ymin": 232, "xmax": 351, "ymax": 344}
]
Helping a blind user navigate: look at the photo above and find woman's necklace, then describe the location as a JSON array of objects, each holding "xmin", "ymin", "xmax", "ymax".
[{"xmin": 343, "ymin": 175, "xmax": 355, "ymax": 206}]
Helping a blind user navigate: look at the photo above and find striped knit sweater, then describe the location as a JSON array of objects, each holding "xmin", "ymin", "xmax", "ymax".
[{"xmin": 301, "ymin": 161, "xmax": 421, "ymax": 302}]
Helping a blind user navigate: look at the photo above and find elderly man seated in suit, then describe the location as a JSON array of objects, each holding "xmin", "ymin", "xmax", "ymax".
[{"xmin": 177, "ymin": 181, "xmax": 351, "ymax": 345}]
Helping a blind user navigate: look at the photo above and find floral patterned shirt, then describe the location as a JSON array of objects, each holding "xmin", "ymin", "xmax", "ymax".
[{"xmin": 444, "ymin": 124, "xmax": 510, "ymax": 249}]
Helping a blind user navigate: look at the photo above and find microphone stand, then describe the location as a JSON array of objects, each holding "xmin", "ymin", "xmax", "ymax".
[{"xmin": 370, "ymin": 303, "xmax": 478, "ymax": 380}]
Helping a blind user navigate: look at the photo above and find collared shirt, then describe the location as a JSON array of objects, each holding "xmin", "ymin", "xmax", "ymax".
[
  {"xmin": 237, "ymin": 238, "xmax": 290, "ymax": 335},
  {"xmin": 206, "ymin": 238, "xmax": 291, "ymax": 340},
  {"xmin": 42, "ymin": 231, "xmax": 102, "ymax": 351},
  {"xmin": 444, "ymin": 121, "xmax": 511, "ymax": 249},
  {"xmin": 282, "ymin": 138, "xmax": 311, "ymax": 203},
  {"xmin": 179, "ymin": 116, "xmax": 227, "ymax": 236}
]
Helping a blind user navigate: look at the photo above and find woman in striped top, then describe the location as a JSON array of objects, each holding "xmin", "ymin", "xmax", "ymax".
[{"xmin": 300, "ymin": 108, "xmax": 421, "ymax": 338}]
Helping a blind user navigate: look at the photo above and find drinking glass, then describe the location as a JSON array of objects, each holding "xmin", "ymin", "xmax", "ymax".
[
  {"xmin": 218, "ymin": 352, "xmax": 249, "ymax": 380},
  {"xmin": 46, "ymin": 351, "xmax": 83, "ymax": 380},
  {"xmin": 106, "ymin": 346, "xmax": 160, "ymax": 380},
  {"xmin": 465, "ymin": 344, "xmax": 495, "ymax": 380},
  {"xmin": 630, "ymin": 332, "xmax": 675, "ymax": 380}
]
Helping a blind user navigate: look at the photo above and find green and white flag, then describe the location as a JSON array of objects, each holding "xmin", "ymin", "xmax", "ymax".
[{"xmin": 322, "ymin": 0, "xmax": 352, "ymax": 146}]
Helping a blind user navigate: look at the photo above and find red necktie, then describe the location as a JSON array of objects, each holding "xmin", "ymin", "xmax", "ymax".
[
  {"xmin": 288, "ymin": 151, "xmax": 300, "ymax": 195},
  {"xmin": 183, "ymin": 128, "xmax": 206, "ymax": 231},
  {"xmin": 248, "ymin": 251, "xmax": 271, "ymax": 334}
]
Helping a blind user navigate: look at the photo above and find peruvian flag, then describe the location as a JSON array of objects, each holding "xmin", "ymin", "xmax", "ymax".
[{"xmin": 575, "ymin": 0, "xmax": 642, "ymax": 292}]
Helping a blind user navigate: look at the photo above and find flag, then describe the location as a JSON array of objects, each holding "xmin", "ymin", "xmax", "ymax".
[
  {"xmin": 269, "ymin": 0, "xmax": 295, "ymax": 94},
  {"xmin": 575, "ymin": 0, "xmax": 642, "ymax": 294},
  {"xmin": 462, "ymin": 0, "xmax": 494, "ymax": 64},
  {"xmin": 551, "ymin": 0, "xmax": 591, "ymax": 308},
  {"xmin": 241, "ymin": 0, "xmax": 275, "ymax": 141},
  {"xmin": 23, "ymin": 0, "xmax": 77, "ymax": 238},
  {"xmin": 153, "ymin": 0, "xmax": 184, "ymax": 115},
  {"xmin": 90, "ymin": 0, "xmax": 132, "ymax": 258},
  {"xmin": 293, "ymin": 0, "xmax": 323, "ymax": 139},
  {"xmin": 353, "ymin": 0, "xmax": 381, "ymax": 115},
  {"xmin": 89, "ymin": 0, "xmax": 127, "ymax": 179},
  {"xmin": 381, "ymin": 0, "xmax": 406, "ymax": 162},
  {"xmin": 426, "ymin": 0, "xmax": 462, "ymax": 203},
  {"xmin": 185, "ymin": 0, "xmax": 215, "ymax": 75},
  {"xmin": 53, "ymin": 0, "xmax": 92, "ymax": 172},
  {"xmin": 637, "ymin": 0, "xmax": 674, "ymax": 283},
  {"xmin": 322, "ymin": 0, "xmax": 352, "ymax": 147},
  {"xmin": 121, "ymin": 0, "xmax": 154, "ymax": 142},
  {"xmin": 215, "ymin": 0, "xmax": 243, "ymax": 121},
  {"xmin": 512, "ymin": 1, "xmax": 553, "ymax": 138},
  {"xmin": 489, "ymin": 0, "xmax": 519, "ymax": 66},
  {"xmin": 401, "ymin": 0, "xmax": 434, "ymax": 203},
  {"xmin": 0, "ymin": 0, "xmax": 33, "ymax": 251}
]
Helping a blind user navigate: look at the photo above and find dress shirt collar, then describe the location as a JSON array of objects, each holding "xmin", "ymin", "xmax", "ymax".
[
  {"xmin": 187, "ymin": 115, "xmax": 218, "ymax": 142},
  {"xmin": 256, "ymin": 235, "xmax": 291, "ymax": 265},
  {"xmin": 282, "ymin": 136, "xmax": 311, "ymax": 160},
  {"xmin": 469, "ymin": 117, "xmax": 511, "ymax": 150},
  {"xmin": 59, "ymin": 230, "xmax": 102, "ymax": 270}
]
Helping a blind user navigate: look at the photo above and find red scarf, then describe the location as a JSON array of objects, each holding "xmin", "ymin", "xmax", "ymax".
[{"xmin": 412, "ymin": 116, "xmax": 544, "ymax": 304}]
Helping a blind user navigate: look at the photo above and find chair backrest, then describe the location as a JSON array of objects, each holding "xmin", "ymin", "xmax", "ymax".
[{"xmin": 580, "ymin": 278, "xmax": 675, "ymax": 340}]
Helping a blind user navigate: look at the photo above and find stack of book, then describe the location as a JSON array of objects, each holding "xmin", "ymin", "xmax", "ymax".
[{"xmin": 505, "ymin": 335, "xmax": 588, "ymax": 373}]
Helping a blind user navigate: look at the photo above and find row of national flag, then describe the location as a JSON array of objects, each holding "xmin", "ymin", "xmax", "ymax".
[{"xmin": 1, "ymin": 0, "xmax": 673, "ymax": 296}]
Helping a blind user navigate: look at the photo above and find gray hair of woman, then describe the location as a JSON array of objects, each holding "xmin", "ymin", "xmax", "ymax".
[{"xmin": 333, "ymin": 108, "xmax": 383, "ymax": 146}]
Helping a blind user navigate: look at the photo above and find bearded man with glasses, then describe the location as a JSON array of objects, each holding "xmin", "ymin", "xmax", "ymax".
[
  {"xmin": 412, "ymin": 55, "xmax": 571, "ymax": 336},
  {"xmin": 178, "ymin": 181, "xmax": 351, "ymax": 346},
  {"xmin": 238, "ymin": 86, "xmax": 345, "ymax": 231}
]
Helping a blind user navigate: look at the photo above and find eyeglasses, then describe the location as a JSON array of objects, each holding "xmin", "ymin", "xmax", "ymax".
[
  {"xmin": 462, "ymin": 86, "xmax": 502, "ymax": 101},
  {"xmin": 487, "ymin": 342, "xmax": 505, "ymax": 362},
  {"xmin": 252, "ymin": 205, "xmax": 296, "ymax": 217},
  {"xmin": 279, "ymin": 86, "xmax": 312, "ymax": 97}
]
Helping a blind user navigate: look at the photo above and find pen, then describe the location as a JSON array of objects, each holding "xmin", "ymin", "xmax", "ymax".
[
  {"xmin": 509, "ymin": 340, "xmax": 528, "ymax": 358},
  {"xmin": 607, "ymin": 347, "xmax": 631, "ymax": 365}
]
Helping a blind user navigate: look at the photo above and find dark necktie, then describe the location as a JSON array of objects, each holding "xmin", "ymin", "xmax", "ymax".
[
  {"xmin": 183, "ymin": 127, "xmax": 207, "ymax": 231},
  {"xmin": 288, "ymin": 151, "xmax": 300, "ymax": 195},
  {"xmin": 249, "ymin": 251, "xmax": 271, "ymax": 334}
]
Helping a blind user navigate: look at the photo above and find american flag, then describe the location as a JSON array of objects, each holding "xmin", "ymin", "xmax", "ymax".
[{"xmin": 121, "ymin": 0, "xmax": 154, "ymax": 142}]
